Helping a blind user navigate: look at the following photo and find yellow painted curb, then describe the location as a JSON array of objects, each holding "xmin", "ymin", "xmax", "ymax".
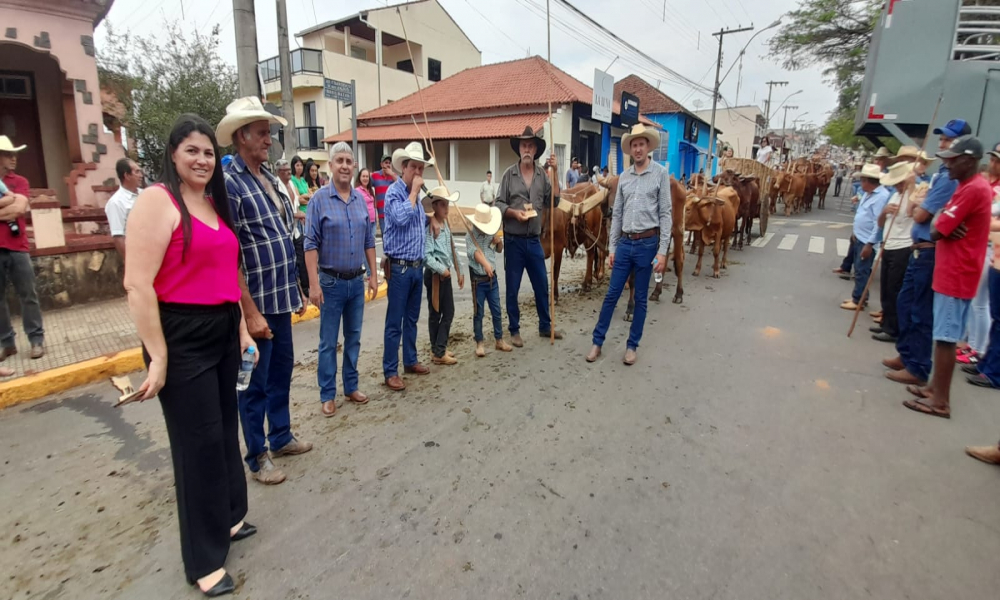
[{"xmin": 0, "ymin": 279, "xmax": 389, "ymax": 409}]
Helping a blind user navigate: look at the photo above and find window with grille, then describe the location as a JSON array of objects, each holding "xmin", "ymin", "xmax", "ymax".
[
  {"xmin": 0, "ymin": 74, "xmax": 31, "ymax": 98},
  {"xmin": 954, "ymin": 0, "xmax": 1000, "ymax": 61},
  {"xmin": 652, "ymin": 131, "xmax": 670, "ymax": 163},
  {"xmin": 428, "ymin": 58, "xmax": 442, "ymax": 82}
]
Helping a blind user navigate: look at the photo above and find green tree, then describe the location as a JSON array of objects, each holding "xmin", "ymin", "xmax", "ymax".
[{"xmin": 98, "ymin": 23, "xmax": 238, "ymax": 177}]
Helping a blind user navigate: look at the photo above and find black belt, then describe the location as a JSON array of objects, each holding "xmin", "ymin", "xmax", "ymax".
[
  {"xmin": 623, "ymin": 228, "xmax": 660, "ymax": 241},
  {"xmin": 386, "ymin": 256, "xmax": 423, "ymax": 267},
  {"xmin": 320, "ymin": 267, "xmax": 365, "ymax": 280}
]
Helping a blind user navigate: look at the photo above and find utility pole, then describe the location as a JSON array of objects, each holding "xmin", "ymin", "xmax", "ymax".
[
  {"xmin": 276, "ymin": 0, "xmax": 297, "ymax": 157},
  {"xmin": 763, "ymin": 80, "xmax": 788, "ymax": 132},
  {"xmin": 781, "ymin": 105, "xmax": 798, "ymax": 135},
  {"xmin": 233, "ymin": 0, "xmax": 260, "ymax": 98},
  {"xmin": 707, "ymin": 24, "xmax": 753, "ymax": 179}
]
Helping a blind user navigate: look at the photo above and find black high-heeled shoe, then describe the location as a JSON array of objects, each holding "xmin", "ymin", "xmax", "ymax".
[
  {"xmin": 192, "ymin": 573, "xmax": 235, "ymax": 597},
  {"xmin": 231, "ymin": 522, "xmax": 257, "ymax": 542}
]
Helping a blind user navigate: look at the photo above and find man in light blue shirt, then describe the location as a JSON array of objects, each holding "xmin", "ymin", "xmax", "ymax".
[{"xmin": 842, "ymin": 164, "xmax": 890, "ymax": 309}]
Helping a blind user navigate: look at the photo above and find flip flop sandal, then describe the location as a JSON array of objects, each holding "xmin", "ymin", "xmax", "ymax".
[
  {"xmin": 905, "ymin": 384, "xmax": 932, "ymax": 399},
  {"xmin": 902, "ymin": 399, "xmax": 950, "ymax": 419}
]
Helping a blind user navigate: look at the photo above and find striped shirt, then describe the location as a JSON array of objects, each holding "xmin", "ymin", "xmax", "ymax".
[
  {"xmin": 371, "ymin": 170, "xmax": 395, "ymax": 221},
  {"xmin": 424, "ymin": 221, "xmax": 459, "ymax": 275},
  {"xmin": 225, "ymin": 155, "xmax": 302, "ymax": 315},
  {"xmin": 467, "ymin": 228, "xmax": 499, "ymax": 277},
  {"xmin": 382, "ymin": 178, "xmax": 426, "ymax": 261},
  {"xmin": 610, "ymin": 160, "xmax": 673, "ymax": 256},
  {"xmin": 304, "ymin": 184, "xmax": 375, "ymax": 273}
]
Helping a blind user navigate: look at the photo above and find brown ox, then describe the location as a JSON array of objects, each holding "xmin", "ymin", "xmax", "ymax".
[
  {"xmin": 684, "ymin": 186, "xmax": 737, "ymax": 278},
  {"xmin": 778, "ymin": 165, "xmax": 808, "ymax": 216},
  {"xmin": 541, "ymin": 181, "xmax": 608, "ymax": 304},
  {"xmin": 817, "ymin": 163, "xmax": 834, "ymax": 209},
  {"xmin": 719, "ymin": 169, "xmax": 760, "ymax": 250}
]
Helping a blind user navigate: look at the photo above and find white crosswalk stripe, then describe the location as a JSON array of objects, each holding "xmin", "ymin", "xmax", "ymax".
[
  {"xmin": 836, "ymin": 238, "xmax": 850, "ymax": 257},
  {"xmin": 808, "ymin": 236, "xmax": 825, "ymax": 254},
  {"xmin": 828, "ymin": 223, "xmax": 851, "ymax": 229},
  {"xmin": 751, "ymin": 232, "xmax": 775, "ymax": 248},
  {"xmin": 777, "ymin": 234, "xmax": 798, "ymax": 251}
]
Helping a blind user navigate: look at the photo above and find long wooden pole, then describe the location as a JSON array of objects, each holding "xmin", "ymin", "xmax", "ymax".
[
  {"xmin": 847, "ymin": 93, "xmax": 943, "ymax": 337},
  {"xmin": 547, "ymin": 0, "xmax": 555, "ymax": 345}
]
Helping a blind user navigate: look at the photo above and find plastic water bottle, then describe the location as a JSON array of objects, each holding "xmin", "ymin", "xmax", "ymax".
[
  {"xmin": 236, "ymin": 347, "xmax": 256, "ymax": 392},
  {"xmin": 653, "ymin": 258, "xmax": 663, "ymax": 284}
]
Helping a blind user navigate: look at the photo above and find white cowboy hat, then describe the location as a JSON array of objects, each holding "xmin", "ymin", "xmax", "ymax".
[
  {"xmin": 873, "ymin": 146, "xmax": 892, "ymax": 158},
  {"xmin": 0, "ymin": 136, "xmax": 26, "ymax": 153},
  {"xmin": 859, "ymin": 163, "xmax": 882, "ymax": 180},
  {"xmin": 880, "ymin": 161, "xmax": 914, "ymax": 187},
  {"xmin": 392, "ymin": 141, "xmax": 435, "ymax": 174},
  {"xmin": 470, "ymin": 203, "xmax": 502, "ymax": 236},
  {"xmin": 894, "ymin": 145, "xmax": 920, "ymax": 160},
  {"xmin": 421, "ymin": 185, "xmax": 459, "ymax": 215},
  {"xmin": 621, "ymin": 124, "xmax": 660, "ymax": 152},
  {"xmin": 216, "ymin": 96, "xmax": 287, "ymax": 147}
]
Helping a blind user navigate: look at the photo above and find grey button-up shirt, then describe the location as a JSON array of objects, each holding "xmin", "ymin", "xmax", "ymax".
[
  {"xmin": 495, "ymin": 162, "xmax": 555, "ymax": 237},
  {"xmin": 610, "ymin": 160, "xmax": 673, "ymax": 256}
]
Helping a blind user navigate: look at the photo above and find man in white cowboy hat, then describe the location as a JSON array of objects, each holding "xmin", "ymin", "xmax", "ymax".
[
  {"xmin": 840, "ymin": 164, "xmax": 890, "ymax": 311},
  {"xmin": 495, "ymin": 125, "xmax": 562, "ymax": 347},
  {"xmin": 873, "ymin": 146, "xmax": 892, "ymax": 172},
  {"xmin": 218, "ymin": 96, "xmax": 313, "ymax": 485},
  {"xmin": 466, "ymin": 203, "xmax": 512, "ymax": 357},
  {"xmin": 0, "ymin": 135, "xmax": 45, "ymax": 367},
  {"xmin": 381, "ymin": 141, "xmax": 435, "ymax": 391},
  {"xmin": 586, "ymin": 123, "xmax": 670, "ymax": 366},
  {"xmin": 871, "ymin": 160, "xmax": 917, "ymax": 343}
]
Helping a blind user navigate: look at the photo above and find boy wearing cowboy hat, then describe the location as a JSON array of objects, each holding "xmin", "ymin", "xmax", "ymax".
[
  {"xmin": 467, "ymin": 203, "xmax": 513, "ymax": 357},
  {"xmin": 841, "ymin": 164, "xmax": 891, "ymax": 311},
  {"xmin": 422, "ymin": 186, "xmax": 464, "ymax": 365},
  {"xmin": 219, "ymin": 97, "xmax": 313, "ymax": 485},
  {"xmin": 586, "ymin": 123, "xmax": 670, "ymax": 366},
  {"xmin": 495, "ymin": 125, "xmax": 562, "ymax": 347},
  {"xmin": 0, "ymin": 135, "xmax": 45, "ymax": 364},
  {"xmin": 382, "ymin": 141, "xmax": 435, "ymax": 391}
]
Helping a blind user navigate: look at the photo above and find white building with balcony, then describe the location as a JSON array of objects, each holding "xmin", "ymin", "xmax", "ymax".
[
  {"xmin": 692, "ymin": 105, "xmax": 766, "ymax": 161},
  {"xmin": 260, "ymin": 0, "xmax": 481, "ymax": 166}
]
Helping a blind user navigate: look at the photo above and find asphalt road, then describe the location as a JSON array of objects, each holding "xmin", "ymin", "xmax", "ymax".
[{"xmin": 4, "ymin": 198, "xmax": 1000, "ymax": 600}]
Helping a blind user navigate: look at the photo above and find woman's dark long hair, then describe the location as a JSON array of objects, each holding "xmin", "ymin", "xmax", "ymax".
[
  {"xmin": 304, "ymin": 158, "xmax": 320, "ymax": 188},
  {"xmin": 159, "ymin": 114, "xmax": 237, "ymax": 261},
  {"xmin": 290, "ymin": 155, "xmax": 305, "ymax": 179},
  {"xmin": 355, "ymin": 167, "xmax": 376, "ymax": 199}
]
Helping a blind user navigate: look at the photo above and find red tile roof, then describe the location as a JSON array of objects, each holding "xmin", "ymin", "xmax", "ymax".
[
  {"xmin": 325, "ymin": 113, "xmax": 549, "ymax": 143},
  {"xmin": 613, "ymin": 75, "xmax": 689, "ymax": 114}
]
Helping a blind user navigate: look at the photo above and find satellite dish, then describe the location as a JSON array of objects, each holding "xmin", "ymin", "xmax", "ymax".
[{"xmin": 693, "ymin": 99, "xmax": 704, "ymax": 109}]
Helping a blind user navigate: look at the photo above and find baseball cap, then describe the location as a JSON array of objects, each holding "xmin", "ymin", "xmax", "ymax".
[
  {"xmin": 381, "ymin": 154, "xmax": 392, "ymax": 163},
  {"xmin": 935, "ymin": 134, "xmax": 984, "ymax": 159},
  {"xmin": 988, "ymin": 143, "xmax": 1000, "ymax": 160},
  {"xmin": 933, "ymin": 119, "xmax": 972, "ymax": 138}
]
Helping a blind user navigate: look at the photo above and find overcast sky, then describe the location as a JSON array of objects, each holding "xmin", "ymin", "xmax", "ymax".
[{"xmin": 96, "ymin": 0, "xmax": 833, "ymax": 131}]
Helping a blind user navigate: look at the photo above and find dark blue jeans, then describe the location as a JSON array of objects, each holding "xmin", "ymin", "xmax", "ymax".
[
  {"xmin": 977, "ymin": 267, "xmax": 1000, "ymax": 385},
  {"xmin": 592, "ymin": 236, "xmax": 658, "ymax": 349},
  {"xmin": 852, "ymin": 240, "xmax": 875, "ymax": 303},
  {"xmin": 473, "ymin": 274, "xmax": 503, "ymax": 342},
  {"xmin": 383, "ymin": 262, "xmax": 423, "ymax": 377},
  {"xmin": 896, "ymin": 247, "xmax": 935, "ymax": 382},
  {"xmin": 840, "ymin": 237, "xmax": 856, "ymax": 273},
  {"xmin": 318, "ymin": 272, "xmax": 365, "ymax": 400},
  {"xmin": 504, "ymin": 236, "xmax": 551, "ymax": 335},
  {"xmin": 238, "ymin": 312, "xmax": 294, "ymax": 471}
]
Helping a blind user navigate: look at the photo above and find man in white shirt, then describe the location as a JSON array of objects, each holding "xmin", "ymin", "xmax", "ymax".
[
  {"xmin": 480, "ymin": 170, "xmax": 496, "ymax": 205},
  {"xmin": 873, "ymin": 160, "xmax": 917, "ymax": 342},
  {"xmin": 104, "ymin": 158, "xmax": 142, "ymax": 257}
]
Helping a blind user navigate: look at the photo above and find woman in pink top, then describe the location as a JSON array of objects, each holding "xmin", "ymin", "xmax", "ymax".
[
  {"xmin": 356, "ymin": 167, "xmax": 378, "ymax": 239},
  {"xmin": 123, "ymin": 114, "xmax": 256, "ymax": 597}
]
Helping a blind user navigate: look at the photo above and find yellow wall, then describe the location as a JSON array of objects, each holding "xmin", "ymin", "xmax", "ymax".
[{"xmin": 456, "ymin": 139, "xmax": 490, "ymax": 181}]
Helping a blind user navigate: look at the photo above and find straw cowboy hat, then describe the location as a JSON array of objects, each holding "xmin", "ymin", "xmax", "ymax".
[
  {"xmin": 622, "ymin": 123, "xmax": 660, "ymax": 151},
  {"xmin": 917, "ymin": 150, "xmax": 934, "ymax": 162},
  {"xmin": 216, "ymin": 96, "xmax": 287, "ymax": 147},
  {"xmin": 894, "ymin": 145, "xmax": 920, "ymax": 161},
  {"xmin": 510, "ymin": 126, "xmax": 546, "ymax": 159},
  {"xmin": 859, "ymin": 163, "xmax": 883, "ymax": 180},
  {"xmin": 421, "ymin": 185, "xmax": 459, "ymax": 215},
  {"xmin": 873, "ymin": 146, "xmax": 892, "ymax": 158},
  {"xmin": 0, "ymin": 136, "xmax": 26, "ymax": 153},
  {"xmin": 392, "ymin": 141, "xmax": 435, "ymax": 174},
  {"xmin": 470, "ymin": 203, "xmax": 502, "ymax": 236},
  {"xmin": 880, "ymin": 161, "xmax": 914, "ymax": 187}
]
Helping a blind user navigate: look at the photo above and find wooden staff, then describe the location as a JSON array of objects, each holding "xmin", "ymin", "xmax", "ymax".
[
  {"xmin": 847, "ymin": 93, "xmax": 943, "ymax": 337},
  {"xmin": 547, "ymin": 0, "xmax": 555, "ymax": 345}
]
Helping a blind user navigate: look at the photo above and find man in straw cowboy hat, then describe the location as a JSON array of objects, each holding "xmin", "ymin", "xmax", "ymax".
[
  {"xmin": 873, "ymin": 146, "xmax": 892, "ymax": 172},
  {"xmin": 495, "ymin": 126, "xmax": 562, "ymax": 347},
  {"xmin": 218, "ymin": 96, "xmax": 313, "ymax": 485},
  {"xmin": 871, "ymin": 159, "xmax": 917, "ymax": 343},
  {"xmin": 586, "ymin": 123, "xmax": 670, "ymax": 366},
  {"xmin": 840, "ymin": 164, "xmax": 890, "ymax": 312},
  {"xmin": 0, "ymin": 135, "xmax": 45, "ymax": 370},
  {"xmin": 884, "ymin": 118, "xmax": 971, "ymax": 387},
  {"xmin": 421, "ymin": 185, "xmax": 464, "ymax": 366},
  {"xmin": 900, "ymin": 134, "xmax": 993, "ymax": 419},
  {"xmin": 467, "ymin": 203, "xmax": 513, "ymax": 358},
  {"xmin": 381, "ymin": 141, "xmax": 435, "ymax": 391}
]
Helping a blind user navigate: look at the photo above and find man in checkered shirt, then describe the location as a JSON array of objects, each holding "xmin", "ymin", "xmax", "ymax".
[{"xmin": 220, "ymin": 98, "xmax": 313, "ymax": 486}]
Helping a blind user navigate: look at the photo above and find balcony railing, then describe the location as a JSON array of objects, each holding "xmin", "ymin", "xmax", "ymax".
[
  {"xmin": 279, "ymin": 126, "xmax": 326, "ymax": 151},
  {"xmin": 259, "ymin": 49, "xmax": 323, "ymax": 83}
]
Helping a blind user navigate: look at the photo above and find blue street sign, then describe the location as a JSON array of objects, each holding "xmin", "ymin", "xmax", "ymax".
[{"xmin": 324, "ymin": 78, "xmax": 353, "ymax": 103}]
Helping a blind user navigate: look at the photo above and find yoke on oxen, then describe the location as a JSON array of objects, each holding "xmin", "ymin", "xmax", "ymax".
[{"xmin": 558, "ymin": 185, "xmax": 608, "ymax": 222}]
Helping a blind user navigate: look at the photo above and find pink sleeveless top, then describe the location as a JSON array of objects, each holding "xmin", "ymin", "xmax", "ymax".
[{"xmin": 153, "ymin": 184, "xmax": 242, "ymax": 304}]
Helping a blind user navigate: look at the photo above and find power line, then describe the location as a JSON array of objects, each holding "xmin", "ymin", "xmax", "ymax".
[{"xmin": 459, "ymin": 0, "xmax": 528, "ymax": 55}]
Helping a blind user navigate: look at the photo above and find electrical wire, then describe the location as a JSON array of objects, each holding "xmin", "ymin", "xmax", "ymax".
[{"xmin": 458, "ymin": 0, "xmax": 529, "ymax": 55}]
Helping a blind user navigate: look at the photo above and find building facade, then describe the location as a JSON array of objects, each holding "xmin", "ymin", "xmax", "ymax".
[
  {"xmin": 693, "ymin": 104, "xmax": 765, "ymax": 162},
  {"xmin": 260, "ymin": 0, "xmax": 481, "ymax": 167}
]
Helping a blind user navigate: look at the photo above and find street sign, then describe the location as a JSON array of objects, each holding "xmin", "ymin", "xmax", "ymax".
[
  {"xmin": 591, "ymin": 69, "xmax": 613, "ymax": 124},
  {"xmin": 621, "ymin": 92, "xmax": 640, "ymax": 126},
  {"xmin": 324, "ymin": 78, "xmax": 354, "ymax": 103}
]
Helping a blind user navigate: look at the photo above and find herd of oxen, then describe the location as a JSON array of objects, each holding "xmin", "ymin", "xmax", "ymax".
[{"xmin": 539, "ymin": 156, "xmax": 837, "ymax": 319}]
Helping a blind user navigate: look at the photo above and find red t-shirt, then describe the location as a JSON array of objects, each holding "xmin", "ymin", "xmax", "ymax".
[
  {"xmin": 933, "ymin": 173, "xmax": 993, "ymax": 299},
  {"xmin": 1, "ymin": 172, "xmax": 30, "ymax": 252}
]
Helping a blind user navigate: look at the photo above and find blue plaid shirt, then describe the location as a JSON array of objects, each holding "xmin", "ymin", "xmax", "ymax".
[
  {"xmin": 225, "ymin": 155, "xmax": 302, "ymax": 315},
  {"xmin": 382, "ymin": 178, "xmax": 426, "ymax": 261},
  {"xmin": 304, "ymin": 184, "xmax": 375, "ymax": 273}
]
